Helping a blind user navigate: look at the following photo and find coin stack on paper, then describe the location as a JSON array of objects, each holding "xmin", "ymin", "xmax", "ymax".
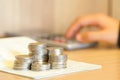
[
  {"xmin": 31, "ymin": 62, "xmax": 50, "ymax": 71},
  {"xmin": 48, "ymin": 47, "xmax": 67, "ymax": 69},
  {"xmin": 28, "ymin": 42, "xmax": 48, "ymax": 62},
  {"xmin": 13, "ymin": 42, "xmax": 67, "ymax": 71},
  {"xmin": 13, "ymin": 55, "xmax": 32, "ymax": 70},
  {"xmin": 29, "ymin": 42, "xmax": 50, "ymax": 71}
]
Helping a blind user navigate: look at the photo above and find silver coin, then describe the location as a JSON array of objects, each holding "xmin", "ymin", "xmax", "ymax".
[
  {"xmin": 30, "ymin": 49, "xmax": 48, "ymax": 55},
  {"xmin": 14, "ymin": 63, "xmax": 31, "ymax": 67},
  {"xmin": 53, "ymin": 47, "xmax": 64, "ymax": 55},
  {"xmin": 51, "ymin": 62, "xmax": 67, "ymax": 65},
  {"xmin": 14, "ymin": 55, "xmax": 32, "ymax": 70},
  {"xmin": 32, "ymin": 52, "xmax": 48, "ymax": 57},
  {"xmin": 31, "ymin": 61, "xmax": 47, "ymax": 64},
  {"xmin": 49, "ymin": 54, "xmax": 67, "ymax": 62},
  {"xmin": 51, "ymin": 64, "xmax": 67, "ymax": 68},
  {"xmin": 15, "ymin": 55, "xmax": 32, "ymax": 60},
  {"xmin": 31, "ymin": 62, "xmax": 49, "ymax": 67},
  {"xmin": 47, "ymin": 47, "xmax": 63, "ymax": 56},
  {"xmin": 15, "ymin": 59, "xmax": 32, "ymax": 64},
  {"xmin": 52, "ymin": 64, "xmax": 66, "ymax": 66},
  {"xmin": 32, "ymin": 54, "xmax": 48, "ymax": 58},
  {"xmin": 14, "ymin": 66, "xmax": 30, "ymax": 69},
  {"xmin": 52, "ymin": 66, "xmax": 67, "ymax": 69},
  {"xmin": 32, "ymin": 59, "xmax": 48, "ymax": 63},
  {"xmin": 32, "ymin": 55, "xmax": 48, "ymax": 62},
  {"xmin": 14, "ymin": 63, "xmax": 30, "ymax": 66},
  {"xmin": 13, "ymin": 67, "xmax": 29, "ymax": 70},
  {"xmin": 31, "ymin": 63, "xmax": 50, "ymax": 71},
  {"xmin": 28, "ymin": 42, "xmax": 47, "ymax": 51},
  {"xmin": 13, "ymin": 63, "xmax": 31, "ymax": 70},
  {"xmin": 14, "ymin": 64, "xmax": 31, "ymax": 69},
  {"xmin": 29, "ymin": 50, "xmax": 48, "ymax": 56}
]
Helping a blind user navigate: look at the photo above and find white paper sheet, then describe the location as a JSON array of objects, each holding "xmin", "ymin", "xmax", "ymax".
[{"xmin": 0, "ymin": 37, "xmax": 102, "ymax": 79}]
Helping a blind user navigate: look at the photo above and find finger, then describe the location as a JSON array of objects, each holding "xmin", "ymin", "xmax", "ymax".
[
  {"xmin": 76, "ymin": 31, "xmax": 104, "ymax": 43},
  {"xmin": 65, "ymin": 14, "xmax": 103, "ymax": 39}
]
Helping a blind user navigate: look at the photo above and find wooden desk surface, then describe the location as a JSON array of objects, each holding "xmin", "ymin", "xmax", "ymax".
[{"xmin": 0, "ymin": 47, "xmax": 120, "ymax": 80}]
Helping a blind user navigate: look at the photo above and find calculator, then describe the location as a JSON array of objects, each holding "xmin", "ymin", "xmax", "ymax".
[{"xmin": 33, "ymin": 33, "xmax": 97, "ymax": 50}]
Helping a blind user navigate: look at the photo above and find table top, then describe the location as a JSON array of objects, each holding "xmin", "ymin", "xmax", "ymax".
[{"xmin": 0, "ymin": 47, "xmax": 120, "ymax": 80}]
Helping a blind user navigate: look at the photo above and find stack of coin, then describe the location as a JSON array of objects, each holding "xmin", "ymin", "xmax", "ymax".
[
  {"xmin": 28, "ymin": 42, "xmax": 50, "ymax": 71},
  {"xmin": 48, "ymin": 47, "xmax": 67, "ymax": 69},
  {"xmin": 31, "ymin": 62, "xmax": 50, "ymax": 71},
  {"xmin": 28, "ymin": 42, "xmax": 48, "ymax": 62},
  {"xmin": 49, "ymin": 55, "xmax": 67, "ymax": 69},
  {"xmin": 13, "ymin": 55, "xmax": 32, "ymax": 70},
  {"xmin": 13, "ymin": 42, "xmax": 67, "ymax": 71},
  {"xmin": 47, "ymin": 47, "xmax": 63, "ymax": 56},
  {"xmin": 28, "ymin": 42, "xmax": 47, "ymax": 56}
]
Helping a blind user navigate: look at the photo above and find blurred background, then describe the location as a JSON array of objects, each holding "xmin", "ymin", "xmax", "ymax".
[{"xmin": 0, "ymin": 0, "xmax": 119, "ymax": 36}]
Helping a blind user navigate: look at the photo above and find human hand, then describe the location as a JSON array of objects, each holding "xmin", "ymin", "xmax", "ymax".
[{"xmin": 65, "ymin": 14, "xmax": 119, "ymax": 45}]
